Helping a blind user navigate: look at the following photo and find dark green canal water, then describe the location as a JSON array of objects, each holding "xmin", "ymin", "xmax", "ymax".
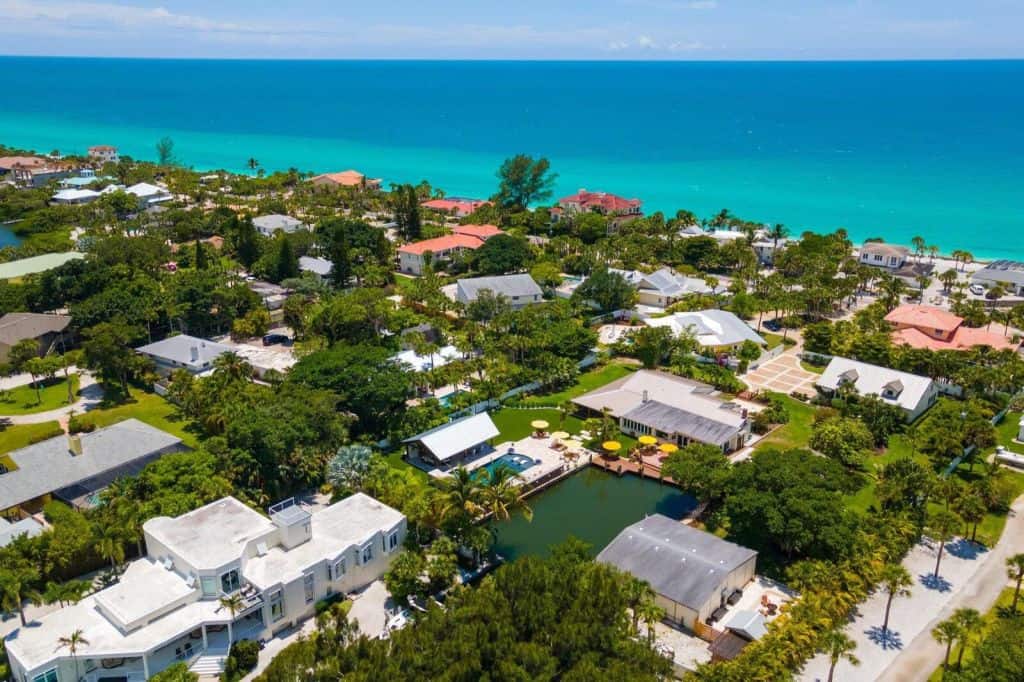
[{"xmin": 492, "ymin": 467, "xmax": 698, "ymax": 561}]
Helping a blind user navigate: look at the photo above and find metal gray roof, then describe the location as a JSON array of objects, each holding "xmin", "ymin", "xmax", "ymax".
[
  {"xmin": 456, "ymin": 274, "xmax": 542, "ymax": 302},
  {"xmin": 136, "ymin": 335, "xmax": 232, "ymax": 369},
  {"xmin": 0, "ymin": 419, "xmax": 184, "ymax": 511},
  {"xmin": 597, "ymin": 514, "xmax": 757, "ymax": 611},
  {"xmin": 972, "ymin": 260, "xmax": 1024, "ymax": 285},
  {"xmin": 0, "ymin": 517, "xmax": 44, "ymax": 547},
  {"xmin": 622, "ymin": 400, "xmax": 742, "ymax": 446},
  {"xmin": 0, "ymin": 313, "xmax": 71, "ymax": 346}
]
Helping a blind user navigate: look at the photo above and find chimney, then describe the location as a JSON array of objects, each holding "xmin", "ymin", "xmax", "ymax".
[
  {"xmin": 189, "ymin": 345, "xmax": 199, "ymax": 362},
  {"xmin": 642, "ymin": 390, "xmax": 649, "ymax": 404},
  {"xmin": 68, "ymin": 434, "xmax": 83, "ymax": 456}
]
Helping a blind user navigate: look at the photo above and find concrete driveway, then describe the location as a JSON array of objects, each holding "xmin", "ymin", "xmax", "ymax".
[{"xmin": 743, "ymin": 352, "xmax": 819, "ymax": 396}]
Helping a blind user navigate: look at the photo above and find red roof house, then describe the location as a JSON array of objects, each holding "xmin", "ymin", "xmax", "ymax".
[
  {"xmin": 556, "ymin": 189, "xmax": 643, "ymax": 219},
  {"xmin": 452, "ymin": 224, "xmax": 503, "ymax": 240},
  {"xmin": 398, "ymin": 234, "xmax": 487, "ymax": 275},
  {"xmin": 421, "ymin": 198, "xmax": 490, "ymax": 218},
  {"xmin": 886, "ymin": 304, "xmax": 1018, "ymax": 351}
]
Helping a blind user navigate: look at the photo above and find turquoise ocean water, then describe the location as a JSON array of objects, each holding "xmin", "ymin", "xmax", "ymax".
[{"xmin": 1, "ymin": 58, "xmax": 1022, "ymax": 258}]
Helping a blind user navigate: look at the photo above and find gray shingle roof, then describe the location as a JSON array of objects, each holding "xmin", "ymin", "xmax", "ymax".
[
  {"xmin": 597, "ymin": 514, "xmax": 757, "ymax": 611},
  {"xmin": 622, "ymin": 400, "xmax": 742, "ymax": 447},
  {"xmin": 136, "ymin": 335, "xmax": 232, "ymax": 370},
  {"xmin": 0, "ymin": 419, "xmax": 185, "ymax": 511},
  {"xmin": 0, "ymin": 313, "xmax": 71, "ymax": 346},
  {"xmin": 456, "ymin": 274, "xmax": 542, "ymax": 302},
  {"xmin": 972, "ymin": 260, "xmax": 1024, "ymax": 286}
]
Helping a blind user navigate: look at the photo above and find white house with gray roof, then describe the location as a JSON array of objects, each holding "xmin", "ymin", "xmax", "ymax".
[
  {"xmin": 643, "ymin": 310, "xmax": 766, "ymax": 352},
  {"xmin": 572, "ymin": 370, "xmax": 749, "ymax": 452},
  {"xmin": 0, "ymin": 419, "xmax": 185, "ymax": 519},
  {"xmin": 816, "ymin": 357, "xmax": 938, "ymax": 422},
  {"xmin": 610, "ymin": 267, "xmax": 714, "ymax": 308},
  {"xmin": 403, "ymin": 412, "xmax": 499, "ymax": 467},
  {"xmin": 455, "ymin": 274, "xmax": 543, "ymax": 310},
  {"xmin": 136, "ymin": 335, "xmax": 233, "ymax": 376},
  {"xmin": 253, "ymin": 214, "xmax": 307, "ymax": 237},
  {"xmin": 298, "ymin": 256, "xmax": 333, "ymax": 281},
  {"xmin": 5, "ymin": 493, "xmax": 405, "ymax": 682},
  {"xmin": 597, "ymin": 514, "xmax": 757, "ymax": 630},
  {"xmin": 970, "ymin": 260, "xmax": 1024, "ymax": 296}
]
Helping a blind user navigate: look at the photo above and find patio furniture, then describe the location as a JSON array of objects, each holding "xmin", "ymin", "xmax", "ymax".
[
  {"xmin": 530, "ymin": 420, "xmax": 549, "ymax": 438},
  {"xmin": 602, "ymin": 441, "xmax": 622, "ymax": 456}
]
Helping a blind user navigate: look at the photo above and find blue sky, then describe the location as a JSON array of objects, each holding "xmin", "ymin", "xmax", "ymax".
[{"xmin": 1, "ymin": 0, "xmax": 1021, "ymax": 60}]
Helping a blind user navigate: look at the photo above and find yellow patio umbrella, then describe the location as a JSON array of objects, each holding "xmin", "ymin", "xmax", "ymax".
[
  {"xmin": 602, "ymin": 440, "xmax": 622, "ymax": 453},
  {"xmin": 658, "ymin": 443, "xmax": 679, "ymax": 454},
  {"xmin": 530, "ymin": 419, "xmax": 550, "ymax": 430},
  {"xmin": 550, "ymin": 430, "xmax": 571, "ymax": 440},
  {"xmin": 638, "ymin": 435, "xmax": 658, "ymax": 446}
]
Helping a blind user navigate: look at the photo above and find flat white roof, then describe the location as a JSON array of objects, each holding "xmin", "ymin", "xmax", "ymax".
[
  {"xmin": 144, "ymin": 497, "xmax": 276, "ymax": 571},
  {"xmin": 93, "ymin": 559, "xmax": 195, "ymax": 628},
  {"xmin": 244, "ymin": 492, "xmax": 404, "ymax": 590},
  {"xmin": 391, "ymin": 345, "xmax": 460, "ymax": 372}
]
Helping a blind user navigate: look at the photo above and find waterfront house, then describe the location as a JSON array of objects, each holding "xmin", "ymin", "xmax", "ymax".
[
  {"xmin": 421, "ymin": 198, "xmax": 490, "ymax": 218},
  {"xmin": 136, "ymin": 335, "xmax": 233, "ymax": 376},
  {"xmin": 310, "ymin": 170, "xmax": 382, "ymax": 191},
  {"xmin": 88, "ymin": 145, "xmax": 119, "ymax": 164},
  {"xmin": 816, "ymin": 357, "xmax": 938, "ymax": 422},
  {"xmin": 0, "ymin": 156, "xmax": 48, "ymax": 178},
  {"xmin": 886, "ymin": 304, "xmax": 1018, "ymax": 351},
  {"xmin": 5, "ymin": 493, "xmax": 405, "ymax": 682},
  {"xmin": 859, "ymin": 242, "xmax": 910, "ymax": 270},
  {"xmin": 0, "ymin": 419, "xmax": 186, "ymax": 520},
  {"xmin": 0, "ymin": 312, "xmax": 71, "ymax": 363},
  {"xmin": 456, "ymin": 274, "xmax": 543, "ymax": 310},
  {"xmin": 572, "ymin": 370, "xmax": 750, "ymax": 453},
  {"xmin": 13, "ymin": 164, "xmax": 74, "ymax": 189},
  {"xmin": 403, "ymin": 412, "xmax": 499, "ymax": 467},
  {"xmin": 970, "ymin": 260, "xmax": 1024, "ymax": 296},
  {"xmin": 597, "ymin": 515, "xmax": 757, "ymax": 631},
  {"xmin": 253, "ymin": 214, "xmax": 307, "ymax": 237},
  {"xmin": 552, "ymin": 189, "xmax": 643, "ymax": 229},
  {"xmin": 643, "ymin": 310, "xmax": 766, "ymax": 353},
  {"xmin": 397, "ymin": 234, "xmax": 487, "ymax": 276}
]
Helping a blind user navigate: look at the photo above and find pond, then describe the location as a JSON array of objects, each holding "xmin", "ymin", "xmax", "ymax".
[{"xmin": 491, "ymin": 467, "xmax": 698, "ymax": 561}]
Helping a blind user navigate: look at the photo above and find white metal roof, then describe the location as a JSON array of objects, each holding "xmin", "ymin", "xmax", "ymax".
[
  {"xmin": 402, "ymin": 412, "xmax": 499, "ymax": 462},
  {"xmin": 644, "ymin": 310, "xmax": 766, "ymax": 347},
  {"xmin": 816, "ymin": 357, "xmax": 934, "ymax": 412}
]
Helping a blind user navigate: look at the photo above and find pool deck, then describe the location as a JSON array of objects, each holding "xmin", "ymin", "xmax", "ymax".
[{"xmin": 408, "ymin": 435, "xmax": 589, "ymax": 485}]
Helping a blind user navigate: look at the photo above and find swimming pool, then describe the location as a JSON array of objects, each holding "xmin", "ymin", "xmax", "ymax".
[{"xmin": 479, "ymin": 453, "xmax": 537, "ymax": 479}]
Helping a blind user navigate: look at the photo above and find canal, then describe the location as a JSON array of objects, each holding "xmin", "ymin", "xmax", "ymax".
[{"xmin": 492, "ymin": 467, "xmax": 698, "ymax": 561}]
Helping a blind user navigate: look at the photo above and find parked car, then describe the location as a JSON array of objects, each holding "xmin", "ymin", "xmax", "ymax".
[
  {"xmin": 969, "ymin": 283, "xmax": 986, "ymax": 296},
  {"xmin": 262, "ymin": 333, "xmax": 292, "ymax": 346}
]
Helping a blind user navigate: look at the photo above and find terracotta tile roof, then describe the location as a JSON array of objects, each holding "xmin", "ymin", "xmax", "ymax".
[
  {"xmin": 398, "ymin": 234, "xmax": 485, "ymax": 256},
  {"xmin": 884, "ymin": 304, "xmax": 963, "ymax": 333},
  {"xmin": 452, "ymin": 224, "xmax": 503, "ymax": 239},
  {"xmin": 421, "ymin": 198, "xmax": 490, "ymax": 214},
  {"xmin": 311, "ymin": 170, "xmax": 380, "ymax": 187},
  {"xmin": 558, "ymin": 189, "xmax": 642, "ymax": 214},
  {"xmin": 0, "ymin": 156, "xmax": 48, "ymax": 171},
  {"xmin": 892, "ymin": 326, "xmax": 1018, "ymax": 351}
]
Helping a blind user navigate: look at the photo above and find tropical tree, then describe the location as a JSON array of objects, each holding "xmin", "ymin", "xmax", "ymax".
[
  {"xmin": 820, "ymin": 629, "xmax": 859, "ymax": 682},
  {"xmin": 325, "ymin": 444, "xmax": 373, "ymax": 494},
  {"xmin": 492, "ymin": 154, "xmax": 557, "ymax": 211},
  {"xmin": 952, "ymin": 608, "xmax": 982, "ymax": 670},
  {"xmin": 93, "ymin": 523, "xmax": 126, "ymax": 571},
  {"xmin": 926, "ymin": 508, "xmax": 962, "ymax": 579},
  {"xmin": 1008, "ymin": 553, "xmax": 1024, "ymax": 612},
  {"xmin": 0, "ymin": 565, "xmax": 41, "ymax": 625},
  {"xmin": 440, "ymin": 467, "xmax": 484, "ymax": 525},
  {"xmin": 879, "ymin": 563, "xmax": 913, "ymax": 633},
  {"xmin": 932, "ymin": 617, "xmax": 961, "ymax": 675},
  {"xmin": 57, "ymin": 628, "xmax": 90, "ymax": 682},
  {"xmin": 477, "ymin": 466, "xmax": 533, "ymax": 522},
  {"xmin": 954, "ymin": 490, "xmax": 986, "ymax": 542},
  {"xmin": 218, "ymin": 593, "xmax": 245, "ymax": 642}
]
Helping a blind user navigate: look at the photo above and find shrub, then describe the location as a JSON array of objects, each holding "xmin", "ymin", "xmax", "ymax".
[
  {"xmin": 67, "ymin": 417, "xmax": 96, "ymax": 435},
  {"xmin": 222, "ymin": 639, "xmax": 259, "ymax": 682}
]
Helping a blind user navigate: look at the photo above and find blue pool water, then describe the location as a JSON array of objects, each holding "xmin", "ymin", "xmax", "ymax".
[{"xmin": 480, "ymin": 452, "xmax": 537, "ymax": 479}]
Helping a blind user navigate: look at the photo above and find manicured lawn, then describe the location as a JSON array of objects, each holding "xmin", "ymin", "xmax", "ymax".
[
  {"xmin": 0, "ymin": 421, "xmax": 64, "ymax": 464},
  {"xmin": 761, "ymin": 332, "xmax": 786, "ymax": 350},
  {"xmin": 490, "ymin": 407, "xmax": 638, "ymax": 453},
  {"xmin": 74, "ymin": 388, "xmax": 200, "ymax": 447},
  {"xmin": 520, "ymin": 362, "xmax": 636, "ymax": 406},
  {"xmin": 799, "ymin": 360, "xmax": 825, "ymax": 374},
  {"xmin": 927, "ymin": 587, "xmax": 1019, "ymax": 680},
  {"xmin": 0, "ymin": 375, "xmax": 79, "ymax": 415},
  {"xmin": 754, "ymin": 393, "xmax": 817, "ymax": 452}
]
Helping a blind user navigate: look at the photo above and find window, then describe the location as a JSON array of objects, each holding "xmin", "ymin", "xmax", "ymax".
[
  {"xmin": 303, "ymin": 573, "xmax": 315, "ymax": 604},
  {"xmin": 33, "ymin": 670, "xmax": 58, "ymax": 682},
  {"xmin": 331, "ymin": 558, "xmax": 346, "ymax": 580},
  {"xmin": 388, "ymin": 531, "xmax": 400, "ymax": 551},
  {"xmin": 201, "ymin": 576, "xmax": 219, "ymax": 597},
  {"xmin": 269, "ymin": 589, "xmax": 284, "ymax": 622},
  {"xmin": 220, "ymin": 569, "xmax": 240, "ymax": 594},
  {"xmin": 361, "ymin": 543, "xmax": 374, "ymax": 564},
  {"xmin": 873, "ymin": 254, "xmax": 883, "ymax": 262}
]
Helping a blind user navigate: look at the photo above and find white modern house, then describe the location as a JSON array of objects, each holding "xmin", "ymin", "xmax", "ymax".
[
  {"xmin": 455, "ymin": 274, "xmax": 543, "ymax": 310},
  {"xmin": 136, "ymin": 335, "xmax": 233, "ymax": 376},
  {"xmin": 298, "ymin": 256, "xmax": 333, "ymax": 282},
  {"xmin": 5, "ymin": 494, "xmax": 406, "ymax": 682},
  {"xmin": 253, "ymin": 215, "xmax": 307, "ymax": 237},
  {"xmin": 643, "ymin": 310, "xmax": 766, "ymax": 353},
  {"xmin": 125, "ymin": 183, "xmax": 173, "ymax": 209},
  {"xmin": 816, "ymin": 357, "xmax": 939, "ymax": 422}
]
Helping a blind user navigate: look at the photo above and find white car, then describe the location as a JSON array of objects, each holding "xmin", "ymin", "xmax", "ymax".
[{"xmin": 969, "ymin": 283, "xmax": 985, "ymax": 296}]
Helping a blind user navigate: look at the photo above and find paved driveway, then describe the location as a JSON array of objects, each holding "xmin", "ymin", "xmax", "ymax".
[{"xmin": 743, "ymin": 352, "xmax": 819, "ymax": 396}]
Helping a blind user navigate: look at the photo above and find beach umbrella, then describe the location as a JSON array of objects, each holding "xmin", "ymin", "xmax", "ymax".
[
  {"xmin": 530, "ymin": 420, "xmax": 550, "ymax": 430},
  {"xmin": 602, "ymin": 441, "xmax": 622, "ymax": 453},
  {"xmin": 550, "ymin": 430, "xmax": 570, "ymax": 440},
  {"xmin": 658, "ymin": 443, "xmax": 679, "ymax": 454},
  {"xmin": 638, "ymin": 435, "xmax": 658, "ymax": 446}
]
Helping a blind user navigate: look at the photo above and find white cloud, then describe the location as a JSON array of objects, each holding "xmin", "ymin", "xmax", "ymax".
[{"xmin": 637, "ymin": 35, "xmax": 657, "ymax": 48}]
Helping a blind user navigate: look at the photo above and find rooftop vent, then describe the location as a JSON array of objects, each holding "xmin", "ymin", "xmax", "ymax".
[{"xmin": 68, "ymin": 434, "xmax": 83, "ymax": 456}]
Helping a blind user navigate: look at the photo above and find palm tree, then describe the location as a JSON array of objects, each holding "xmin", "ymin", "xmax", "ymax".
[
  {"xmin": 879, "ymin": 563, "xmax": 913, "ymax": 633},
  {"xmin": 1008, "ymin": 553, "xmax": 1024, "ymax": 612},
  {"xmin": 820, "ymin": 629, "xmax": 859, "ymax": 682},
  {"xmin": 441, "ymin": 467, "xmax": 484, "ymax": 521},
  {"xmin": 911, "ymin": 235, "xmax": 926, "ymax": 261},
  {"xmin": 212, "ymin": 352, "xmax": 253, "ymax": 384},
  {"xmin": 637, "ymin": 599, "xmax": 665, "ymax": 644},
  {"xmin": 624, "ymin": 577, "xmax": 656, "ymax": 635},
  {"xmin": 218, "ymin": 593, "xmax": 245, "ymax": 643},
  {"xmin": 927, "ymin": 509, "xmax": 962, "ymax": 579},
  {"xmin": 952, "ymin": 608, "xmax": 982, "ymax": 670},
  {"xmin": 938, "ymin": 269, "xmax": 958, "ymax": 293},
  {"xmin": 932, "ymin": 618, "xmax": 961, "ymax": 676},
  {"xmin": 0, "ymin": 566, "xmax": 40, "ymax": 626},
  {"xmin": 477, "ymin": 467, "xmax": 533, "ymax": 522},
  {"xmin": 93, "ymin": 524, "xmax": 125, "ymax": 572},
  {"xmin": 247, "ymin": 157, "xmax": 259, "ymax": 173},
  {"xmin": 57, "ymin": 628, "xmax": 90, "ymax": 682},
  {"xmin": 769, "ymin": 223, "xmax": 788, "ymax": 252}
]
